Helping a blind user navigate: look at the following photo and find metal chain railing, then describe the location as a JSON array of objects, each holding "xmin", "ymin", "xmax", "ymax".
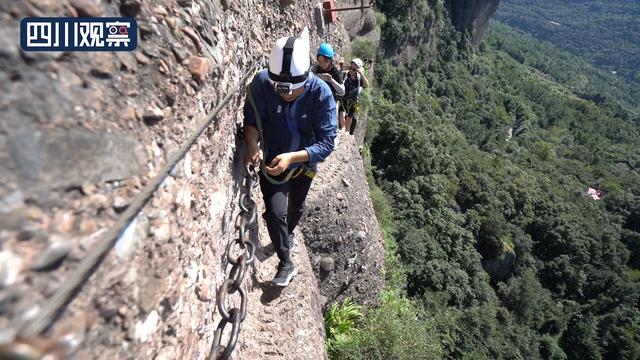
[{"xmin": 208, "ymin": 162, "xmax": 259, "ymax": 360}]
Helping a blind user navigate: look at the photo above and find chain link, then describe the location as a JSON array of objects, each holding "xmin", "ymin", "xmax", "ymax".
[{"xmin": 208, "ymin": 162, "xmax": 259, "ymax": 360}]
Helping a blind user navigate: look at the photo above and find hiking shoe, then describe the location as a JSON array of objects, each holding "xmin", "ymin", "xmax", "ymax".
[
  {"xmin": 272, "ymin": 262, "xmax": 298, "ymax": 287},
  {"xmin": 289, "ymin": 233, "xmax": 296, "ymax": 252}
]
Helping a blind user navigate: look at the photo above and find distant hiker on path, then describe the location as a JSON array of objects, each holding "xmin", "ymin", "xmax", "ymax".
[
  {"xmin": 340, "ymin": 58, "xmax": 369, "ymax": 135},
  {"xmin": 243, "ymin": 33, "xmax": 337, "ymax": 286}
]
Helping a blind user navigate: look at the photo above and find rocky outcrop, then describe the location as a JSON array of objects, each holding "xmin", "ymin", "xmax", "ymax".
[
  {"xmin": 303, "ymin": 131, "xmax": 385, "ymax": 310},
  {"xmin": 0, "ymin": 0, "xmax": 386, "ymax": 359},
  {"xmin": 482, "ymin": 250, "xmax": 516, "ymax": 282},
  {"xmin": 445, "ymin": 0, "xmax": 501, "ymax": 47},
  {"xmin": 339, "ymin": 1, "xmax": 377, "ymax": 41},
  {"xmin": 381, "ymin": 0, "xmax": 500, "ymax": 65}
]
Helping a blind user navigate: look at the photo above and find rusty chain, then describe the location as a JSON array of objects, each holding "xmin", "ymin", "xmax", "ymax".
[{"xmin": 208, "ymin": 162, "xmax": 259, "ymax": 360}]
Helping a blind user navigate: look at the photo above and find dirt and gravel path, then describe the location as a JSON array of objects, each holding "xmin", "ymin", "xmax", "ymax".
[
  {"xmin": 232, "ymin": 127, "xmax": 385, "ymax": 359},
  {"xmin": 231, "ymin": 216, "xmax": 326, "ymax": 360}
]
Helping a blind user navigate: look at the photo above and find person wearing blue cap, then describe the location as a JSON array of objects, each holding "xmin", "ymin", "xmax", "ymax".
[{"xmin": 311, "ymin": 43, "xmax": 345, "ymax": 129}]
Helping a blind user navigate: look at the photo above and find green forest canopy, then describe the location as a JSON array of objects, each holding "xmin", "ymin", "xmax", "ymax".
[
  {"xmin": 330, "ymin": 1, "xmax": 640, "ymax": 359},
  {"xmin": 497, "ymin": 0, "xmax": 640, "ymax": 89}
]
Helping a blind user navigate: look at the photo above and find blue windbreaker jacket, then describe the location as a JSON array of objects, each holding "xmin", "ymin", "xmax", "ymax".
[{"xmin": 243, "ymin": 70, "xmax": 337, "ymax": 169}]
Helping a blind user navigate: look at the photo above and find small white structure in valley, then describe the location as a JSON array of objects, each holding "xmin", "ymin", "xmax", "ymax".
[{"xmin": 586, "ymin": 187, "xmax": 604, "ymax": 200}]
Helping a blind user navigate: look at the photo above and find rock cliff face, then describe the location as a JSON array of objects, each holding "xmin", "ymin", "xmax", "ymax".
[
  {"xmin": 0, "ymin": 0, "xmax": 384, "ymax": 359},
  {"xmin": 445, "ymin": 0, "xmax": 501, "ymax": 47},
  {"xmin": 303, "ymin": 131, "xmax": 385, "ymax": 310},
  {"xmin": 382, "ymin": 0, "xmax": 499, "ymax": 65}
]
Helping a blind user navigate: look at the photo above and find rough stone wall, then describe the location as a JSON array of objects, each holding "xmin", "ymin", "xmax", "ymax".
[{"xmin": 0, "ymin": 0, "xmax": 362, "ymax": 358}]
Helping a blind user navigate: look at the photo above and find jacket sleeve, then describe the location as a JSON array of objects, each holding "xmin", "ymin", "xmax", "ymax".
[
  {"xmin": 305, "ymin": 86, "xmax": 337, "ymax": 163},
  {"xmin": 243, "ymin": 73, "xmax": 265, "ymax": 128},
  {"xmin": 332, "ymin": 68, "xmax": 345, "ymax": 96}
]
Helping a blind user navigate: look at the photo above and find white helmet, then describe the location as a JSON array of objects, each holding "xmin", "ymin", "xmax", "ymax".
[
  {"xmin": 351, "ymin": 58, "xmax": 363, "ymax": 69},
  {"xmin": 268, "ymin": 36, "xmax": 310, "ymax": 92}
]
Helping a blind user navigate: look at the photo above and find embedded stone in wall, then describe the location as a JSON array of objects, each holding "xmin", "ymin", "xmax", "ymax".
[
  {"xmin": 5, "ymin": 127, "xmax": 147, "ymax": 203},
  {"xmin": 187, "ymin": 56, "xmax": 212, "ymax": 83}
]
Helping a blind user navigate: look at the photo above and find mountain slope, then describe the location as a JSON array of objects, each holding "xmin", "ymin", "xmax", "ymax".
[
  {"xmin": 330, "ymin": 1, "xmax": 640, "ymax": 358},
  {"xmin": 497, "ymin": 0, "xmax": 640, "ymax": 89},
  {"xmin": 488, "ymin": 22, "xmax": 640, "ymax": 112}
]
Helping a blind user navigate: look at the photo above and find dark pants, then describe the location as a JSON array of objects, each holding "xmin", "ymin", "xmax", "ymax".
[
  {"xmin": 349, "ymin": 115, "xmax": 357, "ymax": 135},
  {"xmin": 344, "ymin": 98, "xmax": 358, "ymax": 135},
  {"xmin": 259, "ymin": 171, "xmax": 313, "ymax": 265}
]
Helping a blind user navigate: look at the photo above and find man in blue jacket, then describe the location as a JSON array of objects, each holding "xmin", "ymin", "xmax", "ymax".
[{"xmin": 243, "ymin": 35, "xmax": 337, "ymax": 286}]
